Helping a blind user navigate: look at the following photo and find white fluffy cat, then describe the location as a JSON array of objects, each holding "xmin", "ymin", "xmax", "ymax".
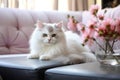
[{"xmin": 27, "ymin": 20, "xmax": 97, "ymax": 64}]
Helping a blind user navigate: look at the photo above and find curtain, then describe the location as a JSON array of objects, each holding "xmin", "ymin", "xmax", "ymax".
[
  {"xmin": 0, "ymin": 0, "xmax": 90, "ymax": 11},
  {"xmin": 68, "ymin": 0, "xmax": 88, "ymax": 11},
  {"xmin": 8, "ymin": 0, "xmax": 18, "ymax": 8},
  {"xmin": 54, "ymin": 0, "xmax": 88, "ymax": 11}
]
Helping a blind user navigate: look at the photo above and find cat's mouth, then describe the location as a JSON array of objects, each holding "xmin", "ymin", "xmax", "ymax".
[
  {"xmin": 46, "ymin": 40, "xmax": 56, "ymax": 45},
  {"xmin": 45, "ymin": 42, "xmax": 54, "ymax": 46},
  {"xmin": 43, "ymin": 39, "xmax": 56, "ymax": 45}
]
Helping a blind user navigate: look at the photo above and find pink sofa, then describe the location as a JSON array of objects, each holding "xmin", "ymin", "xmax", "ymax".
[
  {"xmin": 0, "ymin": 8, "xmax": 82, "ymax": 55},
  {"xmin": 0, "ymin": 6, "xmax": 120, "ymax": 55}
]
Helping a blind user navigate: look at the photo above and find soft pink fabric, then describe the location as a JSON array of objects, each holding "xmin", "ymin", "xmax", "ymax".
[
  {"xmin": 0, "ymin": 8, "xmax": 82, "ymax": 54},
  {"xmin": 97, "ymin": 5, "xmax": 120, "ymax": 19},
  {"xmin": 44, "ymin": 11, "xmax": 82, "ymax": 27}
]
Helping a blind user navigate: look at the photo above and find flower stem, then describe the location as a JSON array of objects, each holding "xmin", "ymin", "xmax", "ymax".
[
  {"xmin": 93, "ymin": 38, "xmax": 105, "ymax": 51},
  {"xmin": 107, "ymin": 41, "xmax": 120, "ymax": 64}
]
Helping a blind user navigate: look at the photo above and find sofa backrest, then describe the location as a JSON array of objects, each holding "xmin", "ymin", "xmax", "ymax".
[{"xmin": 0, "ymin": 8, "xmax": 82, "ymax": 54}]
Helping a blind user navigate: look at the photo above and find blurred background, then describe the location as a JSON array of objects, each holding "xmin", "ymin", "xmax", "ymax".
[{"xmin": 0, "ymin": 0, "xmax": 120, "ymax": 11}]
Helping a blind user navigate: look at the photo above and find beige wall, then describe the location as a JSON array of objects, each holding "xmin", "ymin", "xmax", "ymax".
[
  {"xmin": 96, "ymin": 0, "xmax": 102, "ymax": 7},
  {"xmin": 88, "ymin": 0, "xmax": 95, "ymax": 9},
  {"xmin": 88, "ymin": 0, "xmax": 102, "ymax": 9}
]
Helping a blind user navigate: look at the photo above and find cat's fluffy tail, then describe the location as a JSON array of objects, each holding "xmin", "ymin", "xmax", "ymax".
[
  {"xmin": 50, "ymin": 52, "xmax": 97, "ymax": 65},
  {"xmin": 68, "ymin": 52, "xmax": 97, "ymax": 64}
]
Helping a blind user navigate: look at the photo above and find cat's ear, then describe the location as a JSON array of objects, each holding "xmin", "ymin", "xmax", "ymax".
[
  {"xmin": 56, "ymin": 21, "xmax": 63, "ymax": 28},
  {"xmin": 36, "ymin": 20, "xmax": 43, "ymax": 29}
]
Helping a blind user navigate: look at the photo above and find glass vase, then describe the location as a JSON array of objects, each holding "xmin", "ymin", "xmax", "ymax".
[{"xmin": 96, "ymin": 50, "xmax": 120, "ymax": 66}]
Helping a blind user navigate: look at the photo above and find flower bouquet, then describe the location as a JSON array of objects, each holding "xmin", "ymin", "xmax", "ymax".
[{"xmin": 67, "ymin": 5, "xmax": 120, "ymax": 65}]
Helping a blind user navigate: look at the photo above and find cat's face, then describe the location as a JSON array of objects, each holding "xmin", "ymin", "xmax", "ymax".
[{"xmin": 36, "ymin": 21, "xmax": 64, "ymax": 45}]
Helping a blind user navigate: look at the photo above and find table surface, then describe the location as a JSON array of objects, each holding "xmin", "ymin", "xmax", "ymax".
[
  {"xmin": 46, "ymin": 62, "xmax": 120, "ymax": 80},
  {"xmin": 0, "ymin": 75, "xmax": 2, "ymax": 80}
]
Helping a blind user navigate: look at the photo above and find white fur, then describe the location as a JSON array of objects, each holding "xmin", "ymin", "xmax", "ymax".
[
  {"xmin": 64, "ymin": 31, "xmax": 97, "ymax": 63},
  {"xmin": 27, "ymin": 22, "xmax": 97, "ymax": 64}
]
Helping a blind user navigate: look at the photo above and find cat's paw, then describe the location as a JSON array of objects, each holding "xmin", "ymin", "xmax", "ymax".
[
  {"xmin": 27, "ymin": 54, "xmax": 39, "ymax": 59},
  {"xmin": 68, "ymin": 58, "xmax": 84, "ymax": 64},
  {"xmin": 39, "ymin": 55, "xmax": 52, "ymax": 61},
  {"xmin": 68, "ymin": 54, "xmax": 84, "ymax": 64}
]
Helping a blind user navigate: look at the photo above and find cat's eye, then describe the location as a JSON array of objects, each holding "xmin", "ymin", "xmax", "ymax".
[
  {"xmin": 51, "ymin": 34, "xmax": 56, "ymax": 37},
  {"xmin": 43, "ymin": 33, "xmax": 47, "ymax": 37}
]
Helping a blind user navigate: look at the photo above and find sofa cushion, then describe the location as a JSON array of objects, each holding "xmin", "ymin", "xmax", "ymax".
[
  {"xmin": 0, "ymin": 8, "xmax": 35, "ymax": 54},
  {"xmin": 0, "ymin": 54, "xmax": 67, "ymax": 80}
]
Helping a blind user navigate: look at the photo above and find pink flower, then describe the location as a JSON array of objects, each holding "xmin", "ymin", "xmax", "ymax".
[
  {"xmin": 67, "ymin": 5, "xmax": 120, "ymax": 49},
  {"xmin": 67, "ymin": 5, "xmax": 120, "ymax": 64},
  {"xmin": 97, "ymin": 14, "xmax": 104, "ymax": 20},
  {"xmin": 101, "ymin": 18, "xmax": 115, "ymax": 31},
  {"xmin": 67, "ymin": 17, "xmax": 77, "ymax": 32},
  {"xmin": 89, "ymin": 5, "xmax": 100, "ymax": 16},
  {"xmin": 97, "ymin": 27, "xmax": 105, "ymax": 37},
  {"xmin": 77, "ymin": 22, "xmax": 85, "ymax": 34},
  {"xmin": 115, "ymin": 18, "xmax": 120, "ymax": 34},
  {"xmin": 81, "ymin": 28, "xmax": 95, "ymax": 46}
]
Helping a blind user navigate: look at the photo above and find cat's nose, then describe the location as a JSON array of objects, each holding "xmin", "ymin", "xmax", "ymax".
[{"xmin": 48, "ymin": 38, "xmax": 51, "ymax": 42}]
